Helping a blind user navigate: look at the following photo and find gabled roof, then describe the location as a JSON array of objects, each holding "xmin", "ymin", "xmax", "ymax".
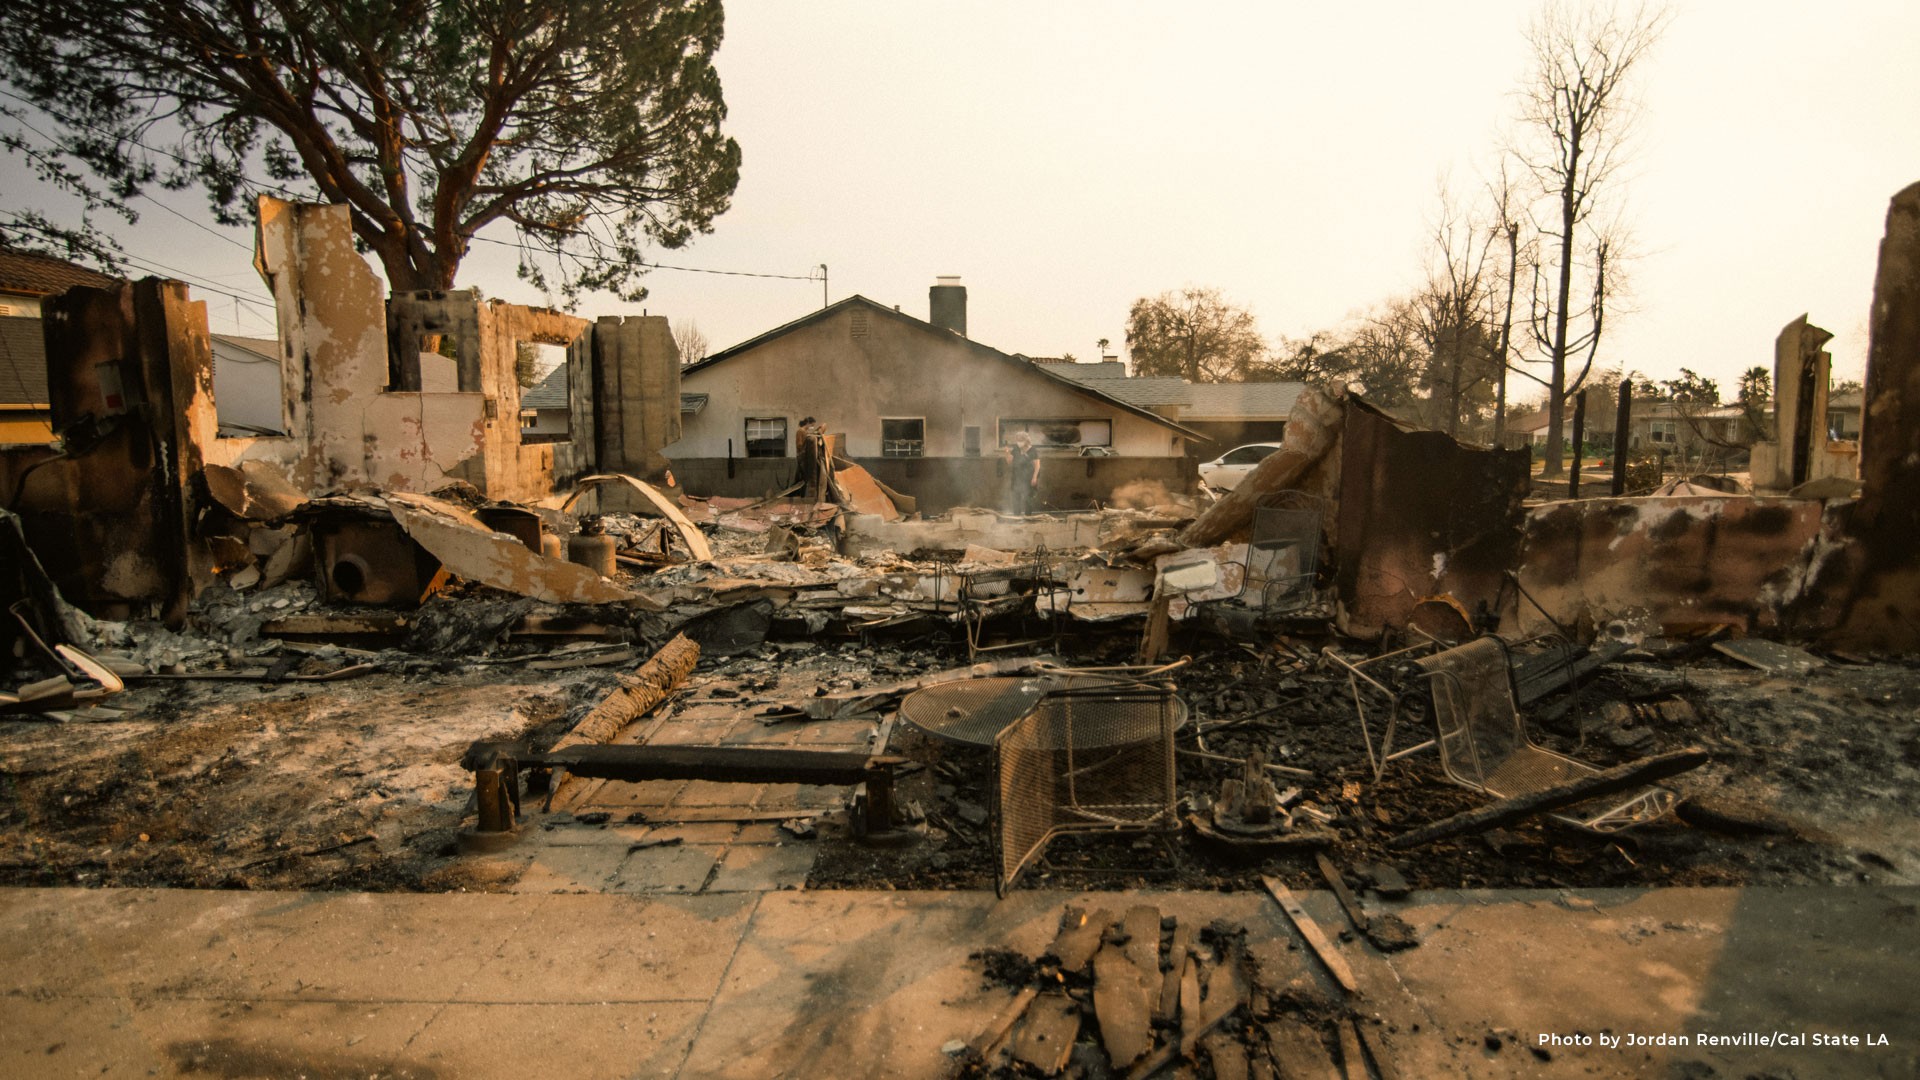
[
  {"xmin": 0, "ymin": 247, "xmax": 119, "ymax": 298},
  {"xmin": 688, "ymin": 296, "xmax": 1202, "ymax": 438},
  {"xmin": 519, "ymin": 364, "xmax": 569, "ymax": 409},
  {"xmin": 0, "ymin": 316, "xmax": 49, "ymax": 406}
]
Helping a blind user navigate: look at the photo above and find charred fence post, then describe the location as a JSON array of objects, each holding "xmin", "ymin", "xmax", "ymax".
[{"xmin": 1611, "ymin": 380, "xmax": 1632, "ymax": 496}]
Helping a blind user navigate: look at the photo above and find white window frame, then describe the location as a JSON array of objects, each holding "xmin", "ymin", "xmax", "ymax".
[
  {"xmin": 880, "ymin": 416, "xmax": 925, "ymax": 458},
  {"xmin": 744, "ymin": 416, "xmax": 788, "ymax": 458}
]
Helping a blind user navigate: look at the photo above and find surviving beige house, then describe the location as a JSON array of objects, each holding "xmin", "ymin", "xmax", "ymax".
[{"xmin": 669, "ymin": 282, "xmax": 1200, "ymax": 512}]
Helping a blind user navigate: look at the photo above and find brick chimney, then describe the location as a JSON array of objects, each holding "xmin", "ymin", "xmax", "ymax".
[{"xmin": 929, "ymin": 276, "xmax": 966, "ymax": 337}]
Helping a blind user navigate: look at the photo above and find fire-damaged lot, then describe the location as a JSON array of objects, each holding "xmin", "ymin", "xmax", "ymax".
[{"xmin": 2, "ymin": 188, "xmax": 1920, "ymax": 1079}]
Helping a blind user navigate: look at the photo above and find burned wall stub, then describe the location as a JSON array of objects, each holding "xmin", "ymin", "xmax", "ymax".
[
  {"xmin": 1332, "ymin": 399, "xmax": 1530, "ymax": 639},
  {"xmin": 255, "ymin": 197, "xmax": 593, "ymax": 501},
  {"xmin": 1750, "ymin": 315, "xmax": 1856, "ymax": 492},
  {"xmin": 13, "ymin": 280, "xmax": 215, "ymax": 621},
  {"xmin": 1836, "ymin": 180, "xmax": 1920, "ymax": 648},
  {"xmin": 592, "ymin": 314, "xmax": 680, "ymax": 479}
]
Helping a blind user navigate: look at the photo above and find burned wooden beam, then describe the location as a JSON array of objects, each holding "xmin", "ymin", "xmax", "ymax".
[
  {"xmin": 1313, "ymin": 853, "xmax": 1369, "ymax": 934},
  {"xmin": 1178, "ymin": 386, "xmax": 1343, "ymax": 549},
  {"xmin": 549, "ymin": 634, "xmax": 700, "ymax": 753},
  {"xmin": 1260, "ymin": 878, "xmax": 1357, "ymax": 995},
  {"xmin": 1389, "ymin": 747, "xmax": 1710, "ymax": 849}
]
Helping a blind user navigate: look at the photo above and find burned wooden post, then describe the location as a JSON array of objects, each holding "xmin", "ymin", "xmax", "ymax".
[
  {"xmin": 1611, "ymin": 379, "xmax": 1632, "ymax": 496},
  {"xmin": 1568, "ymin": 390, "xmax": 1586, "ymax": 499}
]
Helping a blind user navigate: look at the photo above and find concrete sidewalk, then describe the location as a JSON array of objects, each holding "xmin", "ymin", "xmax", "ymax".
[{"xmin": 3, "ymin": 884, "xmax": 1916, "ymax": 1078}]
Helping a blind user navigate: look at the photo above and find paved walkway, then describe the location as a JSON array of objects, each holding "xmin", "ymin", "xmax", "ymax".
[{"xmin": 4, "ymin": 885, "xmax": 1916, "ymax": 1079}]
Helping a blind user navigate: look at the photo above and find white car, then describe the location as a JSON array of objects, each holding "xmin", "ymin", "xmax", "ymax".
[{"xmin": 1199, "ymin": 442, "xmax": 1284, "ymax": 491}]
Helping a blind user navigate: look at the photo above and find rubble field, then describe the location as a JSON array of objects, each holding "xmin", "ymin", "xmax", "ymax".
[{"xmin": 4, "ymin": 598, "xmax": 1916, "ymax": 896}]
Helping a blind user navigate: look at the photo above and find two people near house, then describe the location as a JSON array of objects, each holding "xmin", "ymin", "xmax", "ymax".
[{"xmin": 1005, "ymin": 431, "xmax": 1042, "ymax": 515}]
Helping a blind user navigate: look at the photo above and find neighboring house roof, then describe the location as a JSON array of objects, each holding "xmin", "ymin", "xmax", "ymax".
[
  {"xmin": 0, "ymin": 247, "xmax": 119, "ymax": 298},
  {"xmin": 1828, "ymin": 390, "xmax": 1863, "ymax": 409},
  {"xmin": 211, "ymin": 334, "xmax": 281, "ymax": 363},
  {"xmin": 519, "ymin": 364, "xmax": 569, "ymax": 409},
  {"xmin": 1183, "ymin": 382, "xmax": 1303, "ymax": 421},
  {"xmin": 0, "ymin": 316, "xmax": 50, "ymax": 406},
  {"xmin": 1064, "ymin": 375, "xmax": 1192, "ymax": 408},
  {"xmin": 689, "ymin": 296, "xmax": 1202, "ymax": 438}
]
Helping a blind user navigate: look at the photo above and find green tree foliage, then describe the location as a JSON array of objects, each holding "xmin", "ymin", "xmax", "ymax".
[
  {"xmin": 1736, "ymin": 366, "xmax": 1772, "ymax": 408},
  {"xmin": 1124, "ymin": 287, "xmax": 1267, "ymax": 383},
  {"xmin": 515, "ymin": 342, "xmax": 541, "ymax": 389},
  {"xmin": 0, "ymin": 0, "xmax": 742, "ymax": 301},
  {"xmin": 1657, "ymin": 368, "xmax": 1720, "ymax": 405}
]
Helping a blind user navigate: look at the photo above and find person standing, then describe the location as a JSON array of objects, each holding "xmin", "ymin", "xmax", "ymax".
[
  {"xmin": 795, "ymin": 416, "xmax": 825, "ymax": 495},
  {"xmin": 1005, "ymin": 431, "xmax": 1041, "ymax": 515}
]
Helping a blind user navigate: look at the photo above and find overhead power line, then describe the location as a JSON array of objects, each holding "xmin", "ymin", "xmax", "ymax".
[{"xmin": 3, "ymin": 88, "xmax": 824, "ymax": 286}]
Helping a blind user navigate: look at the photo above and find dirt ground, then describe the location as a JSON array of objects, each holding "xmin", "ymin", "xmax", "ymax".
[{"xmin": 3, "ymin": 622, "xmax": 1917, "ymax": 896}]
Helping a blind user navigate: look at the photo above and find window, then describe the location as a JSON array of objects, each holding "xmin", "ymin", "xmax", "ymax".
[
  {"xmin": 1648, "ymin": 421, "xmax": 1677, "ymax": 444},
  {"xmin": 745, "ymin": 417, "xmax": 787, "ymax": 457},
  {"xmin": 881, "ymin": 417, "xmax": 925, "ymax": 457},
  {"xmin": 963, "ymin": 426, "xmax": 982, "ymax": 456},
  {"xmin": 998, "ymin": 418, "xmax": 1112, "ymax": 450}
]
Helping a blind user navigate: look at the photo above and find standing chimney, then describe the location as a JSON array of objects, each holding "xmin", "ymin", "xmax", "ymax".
[{"xmin": 929, "ymin": 276, "xmax": 967, "ymax": 337}]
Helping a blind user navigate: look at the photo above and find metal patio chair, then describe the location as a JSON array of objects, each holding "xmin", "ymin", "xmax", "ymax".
[{"xmin": 1415, "ymin": 636, "xmax": 1675, "ymax": 833}]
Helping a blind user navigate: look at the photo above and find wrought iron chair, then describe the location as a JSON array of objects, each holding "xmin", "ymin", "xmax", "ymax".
[{"xmin": 1415, "ymin": 636, "xmax": 1674, "ymax": 833}]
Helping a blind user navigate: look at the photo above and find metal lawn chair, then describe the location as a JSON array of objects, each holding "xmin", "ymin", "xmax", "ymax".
[{"xmin": 1415, "ymin": 636, "xmax": 1675, "ymax": 833}]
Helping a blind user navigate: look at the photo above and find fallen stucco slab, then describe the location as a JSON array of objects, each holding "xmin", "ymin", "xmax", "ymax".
[
  {"xmin": 201, "ymin": 463, "xmax": 310, "ymax": 521},
  {"xmin": 385, "ymin": 492, "xmax": 658, "ymax": 607}
]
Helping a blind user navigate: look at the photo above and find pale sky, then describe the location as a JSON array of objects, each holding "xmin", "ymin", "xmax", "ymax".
[{"xmin": 9, "ymin": 1, "xmax": 1919, "ymax": 400}]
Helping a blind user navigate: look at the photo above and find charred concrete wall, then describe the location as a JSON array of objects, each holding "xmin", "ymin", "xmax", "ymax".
[
  {"xmin": 1503, "ymin": 496, "xmax": 1850, "ymax": 640},
  {"xmin": 592, "ymin": 315, "xmax": 680, "ymax": 479},
  {"xmin": 1831, "ymin": 181, "xmax": 1920, "ymax": 649},
  {"xmin": 1333, "ymin": 399, "xmax": 1530, "ymax": 639},
  {"xmin": 252, "ymin": 197, "xmax": 592, "ymax": 501}
]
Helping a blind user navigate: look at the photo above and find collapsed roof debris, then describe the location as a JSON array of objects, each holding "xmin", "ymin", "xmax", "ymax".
[{"xmin": 2, "ymin": 191, "xmax": 1920, "ymax": 1078}]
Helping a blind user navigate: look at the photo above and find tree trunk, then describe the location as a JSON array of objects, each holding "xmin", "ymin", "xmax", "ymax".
[{"xmin": 1542, "ymin": 135, "xmax": 1581, "ymax": 478}]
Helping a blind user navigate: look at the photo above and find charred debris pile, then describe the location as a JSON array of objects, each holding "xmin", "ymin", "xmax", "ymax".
[{"xmin": 8, "ymin": 388, "xmax": 1912, "ymax": 899}]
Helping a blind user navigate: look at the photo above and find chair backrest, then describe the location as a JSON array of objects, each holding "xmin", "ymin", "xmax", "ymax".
[
  {"xmin": 1416, "ymin": 636, "xmax": 1527, "ymax": 789},
  {"xmin": 1248, "ymin": 506, "xmax": 1321, "ymax": 611}
]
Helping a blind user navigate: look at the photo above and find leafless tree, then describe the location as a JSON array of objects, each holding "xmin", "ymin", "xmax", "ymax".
[
  {"xmin": 674, "ymin": 320, "xmax": 710, "ymax": 365},
  {"xmin": 1487, "ymin": 164, "xmax": 1530, "ymax": 444},
  {"xmin": 1409, "ymin": 183, "xmax": 1505, "ymax": 438},
  {"xmin": 1513, "ymin": 1, "xmax": 1668, "ymax": 475}
]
